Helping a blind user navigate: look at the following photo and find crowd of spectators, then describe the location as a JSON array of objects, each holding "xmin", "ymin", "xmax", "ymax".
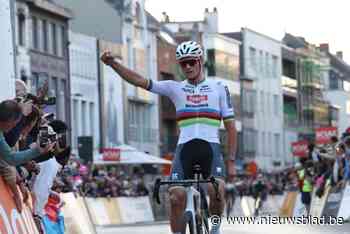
[
  {"xmin": 55, "ymin": 159, "xmax": 150, "ymax": 198},
  {"xmin": 0, "ymin": 79, "xmax": 71, "ymax": 233}
]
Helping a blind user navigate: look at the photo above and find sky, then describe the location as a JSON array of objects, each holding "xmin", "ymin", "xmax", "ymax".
[{"xmin": 145, "ymin": 0, "xmax": 350, "ymax": 64}]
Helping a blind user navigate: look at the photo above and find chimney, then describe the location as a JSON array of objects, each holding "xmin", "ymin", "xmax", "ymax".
[
  {"xmin": 162, "ymin": 12, "xmax": 169, "ymax": 22},
  {"xmin": 336, "ymin": 51, "xmax": 343, "ymax": 60},
  {"xmin": 204, "ymin": 7, "xmax": 218, "ymax": 33},
  {"xmin": 319, "ymin": 43, "xmax": 329, "ymax": 52}
]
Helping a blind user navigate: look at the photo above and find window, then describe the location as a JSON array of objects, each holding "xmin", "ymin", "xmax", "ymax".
[
  {"xmin": 82, "ymin": 101, "xmax": 87, "ymax": 136},
  {"xmin": 273, "ymin": 94, "xmax": 279, "ymax": 116},
  {"xmin": 260, "ymin": 132, "xmax": 264, "ymax": 155},
  {"xmin": 73, "ymin": 99, "xmax": 79, "ymax": 148},
  {"xmin": 90, "ymin": 103, "xmax": 95, "ymax": 136},
  {"xmin": 265, "ymin": 52, "xmax": 269, "ymax": 77},
  {"xmin": 344, "ymin": 80, "xmax": 350, "ymax": 92},
  {"xmin": 268, "ymin": 132, "xmax": 272, "ymax": 157},
  {"xmin": 51, "ymin": 23, "xmax": 57, "ymax": 55},
  {"xmin": 249, "ymin": 47, "xmax": 257, "ymax": 71},
  {"xmin": 128, "ymin": 101, "xmax": 153, "ymax": 142},
  {"xmin": 259, "ymin": 50, "xmax": 264, "ymax": 75},
  {"xmin": 260, "ymin": 91, "xmax": 264, "ymax": 113},
  {"xmin": 207, "ymin": 49, "xmax": 216, "ymax": 76},
  {"xmin": 272, "ymin": 56, "xmax": 278, "ymax": 78},
  {"xmin": 61, "ymin": 25, "xmax": 66, "ymax": 57},
  {"xmin": 274, "ymin": 133, "xmax": 280, "ymax": 158},
  {"xmin": 243, "ymin": 129, "xmax": 257, "ymax": 153},
  {"xmin": 58, "ymin": 79, "xmax": 66, "ymax": 121},
  {"xmin": 18, "ymin": 13, "xmax": 25, "ymax": 46},
  {"xmin": 42, "ymin": 19, "xmax": 48, "ymax": 52},
  {"xmin": 266, "ymin": 93, "xmax": 270, "ymax": 115},
  {"xmin": 32, "ymin": 17, "xmax": 38, "ymax": 49},
  {"xmin": 262, "ymin": 132, "xmax": 266, "ymax": 156}
]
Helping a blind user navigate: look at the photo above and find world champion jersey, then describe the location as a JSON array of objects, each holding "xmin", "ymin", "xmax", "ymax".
[{"xmin": 147, "ymin": 78, "xmax": 235, "ymax": 144}]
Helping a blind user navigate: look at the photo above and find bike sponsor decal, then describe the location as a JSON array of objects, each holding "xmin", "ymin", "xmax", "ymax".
[{"xmin": 186, "ymin": 95, "xmax": 208, "ymax": 104}]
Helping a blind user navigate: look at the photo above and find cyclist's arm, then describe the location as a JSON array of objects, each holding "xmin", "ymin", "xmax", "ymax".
[
  {"xmin": 108, "ymin": 59, "xmax": 149, "ymax": 89},
  {"xmin": 107, "ymin": 59, "xmax": 176, "ymax": 98},
  {"xmin": 219, "ymin": 84, "xmax": 236, "ymax": 161},
  {"xmin": 224, "ymin": 120, "xmax": 237, "ymax": 161}
]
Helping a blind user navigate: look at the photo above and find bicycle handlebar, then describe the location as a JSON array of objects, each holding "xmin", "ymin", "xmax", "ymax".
[{"xmin": 153, "ymin": 176, "xmax": 220, "ymax": 204}]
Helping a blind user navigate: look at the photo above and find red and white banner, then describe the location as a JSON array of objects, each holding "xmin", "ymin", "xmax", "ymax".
[
  {"xmin": 291, "ymin": 141, "xmax": 309, "ymax": 157},
  {"xmin": 315, "ymin": 127, "xmax": 338, "ymax": 145},
  {"xmin": 102, "ymin": 148, "xmax": 121, "ymax": 161}
]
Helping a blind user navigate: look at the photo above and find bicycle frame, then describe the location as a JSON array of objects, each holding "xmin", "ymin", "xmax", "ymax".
[{"xmin": 153, "ymin": 176, "xmax": 219, "ymax": 234}]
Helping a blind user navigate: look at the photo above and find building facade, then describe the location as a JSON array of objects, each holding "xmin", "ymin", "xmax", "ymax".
[
  {"xmin": 121, "ymin": 0, "xmax": 160, "ymax": 156},
  {"xmin": 58, "ymin": 0, "xmax": 125, "ymax": 156},
  {"xmin": 319, "ymin": 44, "xmax": 350, "ymax": 135},
  {"xmin": 14, "ymin": 0, "xmax": 72, "ymax": 137},
  {"xmin": 283, "ymin": 34, "xmax": 337, "ymax": 141},
  {"xmin": 241, "ymin": 28, "xmax": 284, "ymax": 171},
  {"xmin": 69, "ymin": 31, "xmax": 100, "ymax": 159}
]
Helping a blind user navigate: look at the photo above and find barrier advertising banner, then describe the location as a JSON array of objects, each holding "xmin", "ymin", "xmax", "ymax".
[
  {"xmin": 310, "ymin": 186, "xmax": 331, "ymax": 218},
  {"xmin": 61, "ymin": 193, "xmax": 95, "ymax": 234},
  {"xmin": 0, "ymin": 178, "xmax": 39, "ymax": 233},
  {"xmin": 338, "ymin": 184, "xmax": 350, "ymax": 220},
  {"xmin": 117, "ymin": 196, "xmax": 154, "ymax": 223},
  {"xmin": 280, "ymin": 192, "xmax": 298, "ymax": 217},
  {"xmin": 293, "ymin": 193, "xmax": 306, "ymax": 217},
  {"xmin": 322, "ymin": 187, "xmax": 343, "ymax": 220}
]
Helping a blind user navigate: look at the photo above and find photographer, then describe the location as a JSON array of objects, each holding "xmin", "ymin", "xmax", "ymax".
[
  {"xmin": 0, "ymin": 100, "xmax": 53, "ymax": 212},
  {"xmin": 32, "ymin": 120, "xmax": 71, "ymax": 218}
]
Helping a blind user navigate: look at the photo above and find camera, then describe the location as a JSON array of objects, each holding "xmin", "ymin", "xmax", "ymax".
[
  {"xmin": 15, "ymin": 94, "xmax": 56, "ymax": 106},
  {"xmin": 42, "ymin": 113, "xmax": 55, "ymax": 122},
  {"xmin": 39, "ymin": 125, "xmax": 57, "ymax": 147}
]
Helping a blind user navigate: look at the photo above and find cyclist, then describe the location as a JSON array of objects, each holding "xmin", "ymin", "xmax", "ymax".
[
  {"xmin": 252, "ymin": 174, "xmax": 267, "ymax": 216},
  {"xmin": 101, "ymin": 40, "xmax": 237, "ymax": 234}
]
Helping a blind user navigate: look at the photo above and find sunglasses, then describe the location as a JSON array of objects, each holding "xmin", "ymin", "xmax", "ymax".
[{"xmin": 179, "ymin": 59, "xmax": 198, "ymax": 68}]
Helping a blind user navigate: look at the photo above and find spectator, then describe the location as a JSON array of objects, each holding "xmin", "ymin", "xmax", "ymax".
[
  {"xmin": 0, "ymin": 100, "xmax": 52, "ymax": 166},
  {"xmin": 0, "ymin": 100, "xmax": 52, "ymax": 212}
]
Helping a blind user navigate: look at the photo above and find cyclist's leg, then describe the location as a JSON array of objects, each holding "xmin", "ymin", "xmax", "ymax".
[
  {"xmin": 169, "ymin": 186, "xmax": 186, "ymax": 233},
  {"xmin": 168, "ymin": 143, "xmax": 192, "ymax": 233},
  {"xmin": 207, "ymin": 142, "xmax": 226, "ymax": 216}
]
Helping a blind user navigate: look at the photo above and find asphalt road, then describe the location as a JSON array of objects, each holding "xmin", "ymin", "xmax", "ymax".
[{"xmin": 97, "ymin": 220, "xmax": 350, "ymax": 234}]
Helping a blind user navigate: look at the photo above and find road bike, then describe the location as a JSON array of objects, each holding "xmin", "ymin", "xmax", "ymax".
[{"xmin": 153, "ymin": 165, "xmax": 220, "ymax": 234}]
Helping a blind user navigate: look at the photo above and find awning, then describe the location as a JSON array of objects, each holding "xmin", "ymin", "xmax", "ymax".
[{"xmin": 94, "ymin": 144, "xmax": 172, "ymax": 165}]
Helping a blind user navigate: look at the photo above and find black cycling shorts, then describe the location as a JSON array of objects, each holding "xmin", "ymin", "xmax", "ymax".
[{"xmin": 169, "ymin": 139, "xmax": 226, "ymax": 181}]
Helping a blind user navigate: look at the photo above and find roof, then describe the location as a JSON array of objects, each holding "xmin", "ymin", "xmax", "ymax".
[
  {"xmin": 146, "ymin": 11, "xmax": 160, "ymax": 29},
  {"xmin": 221, "ymin": 32, "xmax": 242, "ymax": 42}
]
